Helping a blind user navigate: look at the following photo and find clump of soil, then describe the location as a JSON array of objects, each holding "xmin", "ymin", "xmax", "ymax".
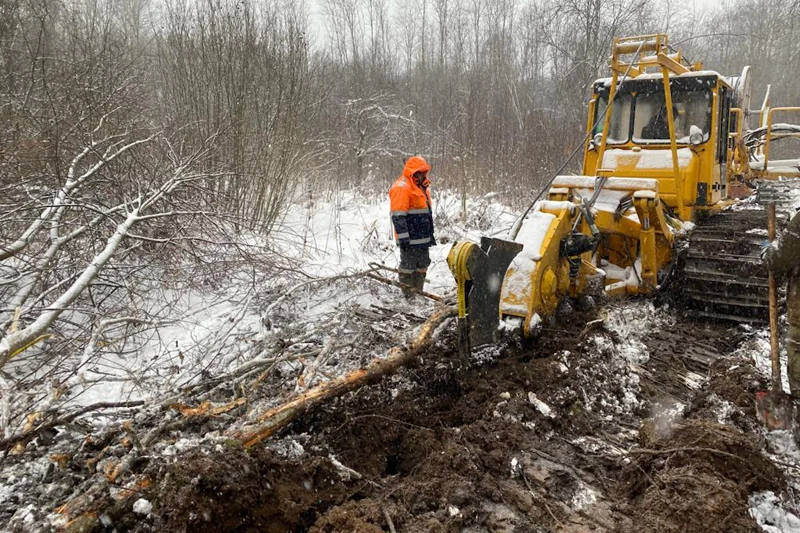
[
  {"xmin": 141, "ymin": 446, "xmax": 358, "ymax": 533},
  {"xmin": 308, "ymin": 500, "xmax": 407, "ymax": 533},
  {"xmin": 688, "ymin": 356, "xmax": 767, "ymax": 432},
  {"xmin": 623, "ymin": 418, "xmax": 782, "ymax": 533},
  {"xmin": 632, "ymin": 468, "xmax": 760, "ymax": 533},
  {"xmin": 707, "ymin": 357, "xmax": 767, "ymax": 408}
]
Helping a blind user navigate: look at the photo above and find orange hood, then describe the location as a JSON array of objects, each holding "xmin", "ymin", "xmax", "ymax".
[{"xmin": 402, "ymin": 156, "xmax": 431, "ymax": 186}]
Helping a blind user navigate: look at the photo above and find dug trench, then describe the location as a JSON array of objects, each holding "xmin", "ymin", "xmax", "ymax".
[{"xmin": 112, "ymin": 303, "xmax": 783, "ymax": 533}]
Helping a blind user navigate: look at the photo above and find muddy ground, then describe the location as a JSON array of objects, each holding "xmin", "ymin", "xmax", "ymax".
[{"xmin": 34, "ymin": 301, "xmax": 788, "ymax": 533}]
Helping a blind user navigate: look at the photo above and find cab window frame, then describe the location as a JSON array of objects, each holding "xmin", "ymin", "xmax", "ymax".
[{"xmin": 593, "ymin": 75, "xmax": 716, "ymax": 146}]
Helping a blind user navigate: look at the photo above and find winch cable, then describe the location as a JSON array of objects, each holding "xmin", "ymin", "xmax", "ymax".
[
  {"xmin": 572, "ymin": 176, "xmax": 609, "ymax": 233},
  {"xmin": 508, "ymin": 39, "xmax": 649, "ymax": 240}
]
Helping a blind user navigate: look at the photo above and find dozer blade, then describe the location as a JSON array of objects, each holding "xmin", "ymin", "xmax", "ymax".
[
  {"xmin": 449, "ymin": 237, "xmax": 523, "ymax": 354},
  {"xmin": 467, "ymin": 237, "xmax": 524, "ymax": 347}
]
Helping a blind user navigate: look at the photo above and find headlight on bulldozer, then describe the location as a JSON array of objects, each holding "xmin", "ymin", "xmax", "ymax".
[{"xmin": 593, "ymin": 133, "xmax": 603, "ymax": 148}]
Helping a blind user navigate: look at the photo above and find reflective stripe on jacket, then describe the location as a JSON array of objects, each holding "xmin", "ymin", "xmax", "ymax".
[{"xmin": 389, "ymin": 157, "xmax": 434, "ymax": 247}]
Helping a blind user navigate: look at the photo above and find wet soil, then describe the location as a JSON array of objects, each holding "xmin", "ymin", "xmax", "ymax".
[
  {"xmin": 97, "ymin": 303, "xmax": 786, "ymax": 533},
  {"xmin": 624, "ymin": 418, "xmax": 780, "ymax": 533}
]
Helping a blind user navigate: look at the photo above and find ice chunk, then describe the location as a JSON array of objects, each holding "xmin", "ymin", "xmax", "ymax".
[{"xmin": 133, "ymin": 498, "xmax": 152, "ymax": 515}]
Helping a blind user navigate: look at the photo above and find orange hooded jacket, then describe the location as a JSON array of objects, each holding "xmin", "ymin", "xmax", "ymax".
[{"xmin": 389, "ymin": 156, "xmax": 434, "ymax": 247}]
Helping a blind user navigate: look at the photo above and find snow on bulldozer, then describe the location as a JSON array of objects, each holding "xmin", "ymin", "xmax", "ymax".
[{"xmin": 448, "ymin": 33, "xmax": 800, "ymax": 355}]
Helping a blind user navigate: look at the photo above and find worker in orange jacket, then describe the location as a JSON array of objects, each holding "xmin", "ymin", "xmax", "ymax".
[{"xmin": 389, "ymin": 156, "xmax": 436, "ymax": 298}]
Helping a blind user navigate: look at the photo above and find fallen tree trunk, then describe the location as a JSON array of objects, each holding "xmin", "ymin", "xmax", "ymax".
[
  {"xmin": 366, "ymin": 271, "xmax": 447, "ymax": 303},
  {"xmin": 235, "ymin": 305, "xmax": 457, "ymax": 447},
  {"xmin": 0, "ymin": 401, "xmax": 145, "ymax": 453}
]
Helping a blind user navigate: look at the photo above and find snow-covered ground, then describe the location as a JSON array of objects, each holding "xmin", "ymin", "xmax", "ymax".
[
  {"xmin": 751, "ymin": 490, "xmax": 800, "ymax": 532},
  {"xmin": 48, "ymin": 190, "xmax": 518, "ymax": 409},
  {"xmin": 5, "ymin": 186, "xmax": 800, "ymax": 532},
  {"xmin": 742, "ymin": 325, "xmax": 800, "ymax": 532}
]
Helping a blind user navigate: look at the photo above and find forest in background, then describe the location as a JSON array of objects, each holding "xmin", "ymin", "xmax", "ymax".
[
  {"xmin": 3, "ymin": 0, "xmax": 800, "ymax": 220},
  {"xmin": 2, "ymin": 0, "xmax": 800, "ymax": 437}
]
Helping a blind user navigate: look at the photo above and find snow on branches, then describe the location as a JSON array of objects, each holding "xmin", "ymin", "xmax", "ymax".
[{"xmin": 0, "ymin": 122, "xmax": 226, "ymax": 437}]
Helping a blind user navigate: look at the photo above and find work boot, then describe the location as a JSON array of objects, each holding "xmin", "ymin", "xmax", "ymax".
[
  {"xmin": 413, "ymin": 271, "xmax": 426, "ymax": 294},
  {"xmin": 398, "ymin": 272, "xmax": 415, "ymax": 299}
]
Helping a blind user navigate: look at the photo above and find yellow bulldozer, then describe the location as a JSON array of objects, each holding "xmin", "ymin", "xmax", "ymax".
[{"xmin": 449, "ymin": 33, "xmax": 800, "ymax": 353}]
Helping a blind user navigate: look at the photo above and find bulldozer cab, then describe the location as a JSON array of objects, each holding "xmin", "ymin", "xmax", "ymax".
[
  {"xmin": 450, "ymin": 33, "xmax": 800, "ymax": 346},
  {"xmin": 582, "ymin": 35, "xmax": 735, "ymax": 221},
  {"xmin": 590, "ymin": 79, "xmax": 713, "ymax": 145}
]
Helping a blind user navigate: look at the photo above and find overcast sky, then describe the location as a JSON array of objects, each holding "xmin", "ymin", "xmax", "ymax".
[{"xmin": 302, "ymin": 0, "xmax": 724, "ymax": 51}]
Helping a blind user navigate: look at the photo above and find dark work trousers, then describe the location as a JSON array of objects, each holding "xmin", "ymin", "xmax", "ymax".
[
  {"xmin": 398, "ymin": 246, "xmax": 431, "ymax": 298},
  {"xmin": 398, "ymin": 246, "xmax": 431, "ymax": 274}
]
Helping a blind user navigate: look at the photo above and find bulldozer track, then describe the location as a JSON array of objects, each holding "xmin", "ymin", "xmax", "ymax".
[{"xmin": 680, "ymin": 180, "xmax": 800, "ymax": 324}]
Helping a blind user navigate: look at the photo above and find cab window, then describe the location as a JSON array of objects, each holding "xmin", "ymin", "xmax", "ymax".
[
  {"xmin": 593, "ymin": 93, "xmax": 632, "ymax": 144},
  {"xmin": 593, "ymin": 77, "xmax": 714, "ymax": 145},
  {"xmin": 633, "ymin": 90, "xmax": 712, "ymax": 143}
]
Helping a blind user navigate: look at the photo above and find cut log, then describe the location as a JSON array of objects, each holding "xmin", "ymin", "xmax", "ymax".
[
  {"xmin": 57, "ymin": 475, "xmax": 151, "ymax": 533},
  {"xmin": 235, "ymin": 305, "xmax": 457, "ymax": 447}
]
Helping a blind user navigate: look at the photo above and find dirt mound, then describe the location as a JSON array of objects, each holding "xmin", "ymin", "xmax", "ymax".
[
  {"xmin": 632, "ymin": 467, "xmax": 760, "ymax": 533},
  {"xmin": 274, "ymin": 309, "xmax": 623, "ymax": 532},
  {"xmin": 137, "ymin": 446, "xmax": 358, "ymax": 533},
  {"xmin": 308, "ymin": 500, "xmax": 415, "ymax": 533},
  {"xmin": 623, "ymin": 418, "xmax": 782, "ymax": 533},
  {"xmin": 38, "ymin": 306, "xmax": 788, "ymax": 533},
  {"xmin": 688, "ymin": 356, "xmax": 767, "ymax": 432}
]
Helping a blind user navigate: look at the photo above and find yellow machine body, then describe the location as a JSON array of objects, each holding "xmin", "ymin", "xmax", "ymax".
[
  {"xmin": 447, "ymin": 241, "xmax": 475, "ymax": 320},
  {"xmin": 498, "ymin": 34, "xmax": 707, "ymax": 336},
  {"xmin": 450, "ymin": 33, "xmax": 800, "ymax": 341}
]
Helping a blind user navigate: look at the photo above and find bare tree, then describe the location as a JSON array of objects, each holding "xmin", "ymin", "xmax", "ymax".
[{"xmin": 155, "ymin": 0, "xmax": 319, "ymax": 234}]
